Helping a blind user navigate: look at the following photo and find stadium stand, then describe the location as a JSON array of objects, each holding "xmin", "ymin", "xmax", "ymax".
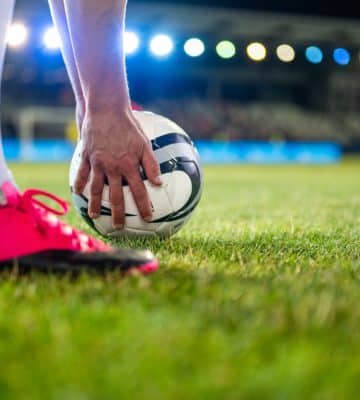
[{"xmin": 149, "ymin": 99, "xmax": 360, "ymax": 145}]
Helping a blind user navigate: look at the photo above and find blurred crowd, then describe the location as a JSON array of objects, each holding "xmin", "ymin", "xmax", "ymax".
[
  {"xmin": 149, "ymin": 98, "xmax": 360, "ymax": 146},
  {"xmin": 3, "ymin": 97, "xmax": 360, "ymax": 148}
]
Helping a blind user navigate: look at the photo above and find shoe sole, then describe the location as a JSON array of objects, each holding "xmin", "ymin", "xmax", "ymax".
[{"xmin": 1, "ymin": 250, "xmax": 159, "ymax": 275}]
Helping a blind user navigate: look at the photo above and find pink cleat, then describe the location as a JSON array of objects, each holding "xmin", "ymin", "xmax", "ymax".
[{"xmin": 0, "ymin": 181, "xmax": 158, "ymax": 274}]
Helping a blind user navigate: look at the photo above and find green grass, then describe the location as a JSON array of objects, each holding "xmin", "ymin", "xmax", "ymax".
[{"xmin": 1, "ymin": 160, "xmax": 359, "ymax": 399}]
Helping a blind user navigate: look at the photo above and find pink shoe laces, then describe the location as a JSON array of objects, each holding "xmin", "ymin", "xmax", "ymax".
[{"xmin": 1, "ymin": 182, "xmax": 106, "ymax": 252}]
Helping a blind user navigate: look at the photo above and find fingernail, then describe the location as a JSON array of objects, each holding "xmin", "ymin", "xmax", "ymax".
[
  {"xmin": 89, "ymin": 212, "xmax": 99, "ymax": 219},
  {"xmin": 144, "ymin": 215, "xmax": 152, "ymax": 222},
  {"xmin": 113, "ymin": 224, "xmax": 124, "ymax": 230},
  {"xmin": 154, "ymin": 175, "xmax": 163, "ymax": 186}
]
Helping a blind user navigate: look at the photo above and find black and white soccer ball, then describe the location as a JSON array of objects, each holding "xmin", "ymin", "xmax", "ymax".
[{"xmin": 69, "ymin": 111, "xmax": 203, "ymax": 237}]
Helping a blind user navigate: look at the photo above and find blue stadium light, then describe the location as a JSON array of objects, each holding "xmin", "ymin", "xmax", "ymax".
[
  {"xmin": 6, "ymin": 22, "xmax": 28, "ymax": 49},
  {"xmin": 184, "ymin": 38, "xmax": 205, "ymax": 57},
  {"xmin": 124, "ymin": 31, "xmax": 140, "ymax": 55},
  {"xmin": 149, "ymin": 34, "xmax": 174, "ymax": 57},
  {"xmin": 305, "ymin": 46, "xmax": 323, "ymax": 64},
  {"xmin": 333, "ymin": 48, "xmax": 351, "ymax": 66},
  {"xmin": 43, "ymin": 26, "xmax": 61, "ymax": 50}
]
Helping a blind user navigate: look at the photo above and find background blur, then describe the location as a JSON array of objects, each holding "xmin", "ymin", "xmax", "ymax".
[{"xmin": 2, "ymin": 0, "xmax": 360, "ymax": 162}]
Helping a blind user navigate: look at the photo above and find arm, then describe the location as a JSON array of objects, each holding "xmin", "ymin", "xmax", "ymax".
[
  {"xmin": 63, "ymin": 0, "xmax": 161, "ymax": 228},
  {"xmin": 48, "ymin": 0, "xmax": 85, "ymax": 133}
]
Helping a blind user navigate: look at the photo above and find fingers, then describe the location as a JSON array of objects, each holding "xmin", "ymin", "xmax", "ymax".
[
  {"xmin": 74, "ymin": 157, "xmax": 90, "ymax": 194},
  {"xmin": 126, "ymin": 170, "xmax": 152, "ymax": 221},
  {"xmin": 88, "ymin": 169, "xmax": 104, "ymax": 219},
  {"xmin": 142, "ymin": 146, "xmax": 162, "ymax": 186},
  {"xmin": 76, "ymin": 158, "xmax": 153, "ymax": 224},
  {"xmin": 108, "ymin": 175, "xmax": 125, "ymax": 229}
]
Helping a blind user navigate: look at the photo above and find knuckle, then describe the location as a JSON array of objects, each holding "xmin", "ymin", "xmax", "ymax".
[
  {"xmin": 92, "ymin": 159, "xmax": 103, "ymax": 170},
  {"xmin": 131, "ymin": 183, "xmax": 146, "ymax": 199},
  {"xmin": 77, "ymin": 169, "xmax": 89, "ymax": 181},
  {"xmin": 110, "ymin": 193, "xmax": 123, "ymax": 206},
  {"xmin": 120, "ymin": 156, "xmax": 137, "ymax": 175},
  {"xmin": 148, "ymin": 162, "xmax": 160, "ymax": 176},
  {"xmin": 111, "ymin": 201, "xmax": 124, "ymax": 211},
  {"xmin": 91, "ymin": 190, "xmax": 103, "ymax": 197},
  {"xmin": 90, "ymin": 182, "xmax": 103, "ymax": 195},
  {"xmin": 106, "ymin": 163, "xmax": 119, "ymax": 176},
  {"xmin": 89, "ymin": 151, "xmax": 105, "ymax": 168}
]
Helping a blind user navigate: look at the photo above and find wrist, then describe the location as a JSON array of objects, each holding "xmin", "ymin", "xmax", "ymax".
[
  {"xmin": 86, "ymin": 94, "xmax": 131, "ymax": 116},
  {"xmin": 85, "ymin": 74, "xmax": 131, "ymax": 112}
]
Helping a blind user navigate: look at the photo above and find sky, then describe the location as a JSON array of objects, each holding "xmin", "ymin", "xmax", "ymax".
[{"xmin": 143, "ymin": 0, "xmax": 360, "ymax": 19}]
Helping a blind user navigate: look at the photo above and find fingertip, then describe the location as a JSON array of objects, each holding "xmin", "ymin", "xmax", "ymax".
[
  {"xmin": 113, "ymin": 223, "xmax": 124, "ymax": 230},
  {"xmin": 143, "ymin": 149, "xmax": 161, "ymax": 185},
  {"xmin": 111, "ymin": 211, "xmax": 125, "ymax": 230},
  {"xmin": 89, "ymin": 211, "xmax": 100, "ymax": 219},
  {"xmin": 139, "ymin": 204, "xmax": 153, "ymax": 222},
  {"xmin": 150, "ymin": 175, "xmax": 163, "ymax": 186}
]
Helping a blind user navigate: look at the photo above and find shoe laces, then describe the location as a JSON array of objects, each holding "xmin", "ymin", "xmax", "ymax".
[{"xmin": 2, "ymin": 182, "xmax": 101, "ymax": 251}]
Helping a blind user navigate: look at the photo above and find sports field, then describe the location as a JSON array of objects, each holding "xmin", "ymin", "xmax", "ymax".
[{"xmin": 1, "ymin": 160, "xmax": 359, "ymax": 399}]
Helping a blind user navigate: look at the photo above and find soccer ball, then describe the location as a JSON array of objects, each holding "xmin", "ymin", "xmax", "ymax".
[{"xmin": 69, "ymin": 111, "xmax": 203, "ymax": 237}]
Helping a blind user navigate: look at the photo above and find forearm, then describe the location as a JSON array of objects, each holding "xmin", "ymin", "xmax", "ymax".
[{"xmin": 63, "ymin": 0, "xmax": 130, "ymax": 111}]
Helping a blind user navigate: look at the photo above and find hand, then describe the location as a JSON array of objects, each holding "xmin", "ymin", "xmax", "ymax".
[{"xmin": 73, "ymin": 107, "xmax": 162, "ymax": 229}]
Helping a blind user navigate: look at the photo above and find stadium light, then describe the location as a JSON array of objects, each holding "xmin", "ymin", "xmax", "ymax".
[
  {"xmin": 184, "ymin": 38, "xmax": 205, "ymax": 57},
  {"xmin": 124, "ymin": 31, "xmax": 140, "ymax": 55},
  {"xmin": 333, "ymin": 48, "xmax": 350, "ymax": 66},
  {"xmin": 6, "ymin": 22, "xmax": 28, "ymax": 48},
  {"xmin": 150, "ymin": 34, "xmax": 174, "ymax": 57},
  {"xmin": 305, "ymin": 46, "xmax": 323, "ymax": 64},
  {"xmin": 43, "ymin": 27, "xmax": 61, "ymax": 50},
  {"xmin": 216, "ymin": 40, "xmax": 236, "ymax": 59},
  {"xmin": 246, "ymin": 42, "xmax": 267, "ymax": 62},
  {"xmin": 276, "ymin": 44, "xmax": 295, "ymax": 63}
]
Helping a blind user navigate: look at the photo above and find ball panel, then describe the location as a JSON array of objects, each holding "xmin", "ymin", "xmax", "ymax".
[
  {"xmin": 152, "ymin": 160, "xmax": 202, "ymax": 223},
  {"xmin": 132, "ymin": 111, "xmax": 189, "ymax": 141},
  {"xmin": 154, "ymin": 143, "xmax": 198, "ymax": 164},
  {"xmin": 69, "ymin": 142, "xmax": 82, "ymax": 187}
]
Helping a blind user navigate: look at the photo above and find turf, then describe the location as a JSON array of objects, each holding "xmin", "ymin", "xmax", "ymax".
[{"xmin": 1, "ymin": 160, "xmax": 359, "ymax": 399}]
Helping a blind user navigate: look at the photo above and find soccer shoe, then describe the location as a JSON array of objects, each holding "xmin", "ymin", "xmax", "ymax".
[{"xmin": 0, "ymin": 181, "xmax": 158, "ymax": 274}]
